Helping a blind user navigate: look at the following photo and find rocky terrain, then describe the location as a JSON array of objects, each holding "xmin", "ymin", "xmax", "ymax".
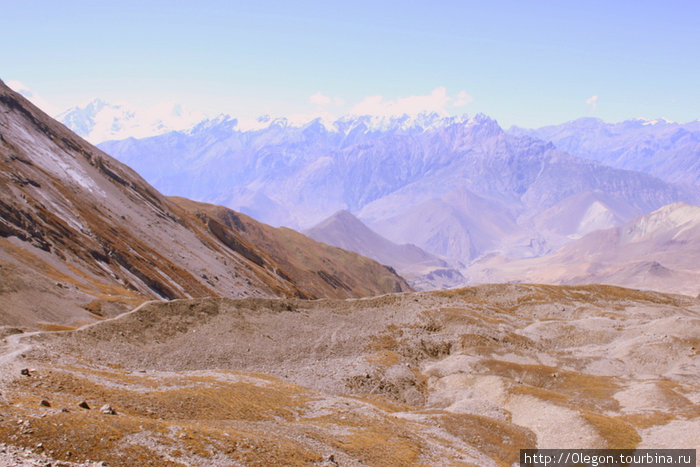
[
  {"xmin": 0, "ymin": 79, "xmax": 409, "ymax": 329},
  {"xmin": 0, "ymin": 284, "xmax": 697, "ymax": 465},
  {"xmin": 2, "ymin": 77, "xmax": 698, "ymax": 466}
]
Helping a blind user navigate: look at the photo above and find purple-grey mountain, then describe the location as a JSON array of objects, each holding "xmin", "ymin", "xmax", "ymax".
[
  {"xmin": 305, "ymin": 210, "xmax": 464, "ymax": 290},
  {"xmin": 97, "ymin": 114, "xmax": 696, "ymax": 265},
  {"xmin": 510, "ymin": 117, "xmax": 700, "ymax": 188},
  {"xmin": 465, "ymin": 202, "xmax": 700, "ymax": 296}
]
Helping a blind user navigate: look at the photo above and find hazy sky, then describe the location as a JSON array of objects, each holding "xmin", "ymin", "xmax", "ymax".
[{"xmin": 2, "ymin": 0, "xmax": 699, "ymax": 127}]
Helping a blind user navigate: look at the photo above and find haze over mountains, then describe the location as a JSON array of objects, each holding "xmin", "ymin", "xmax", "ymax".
[
  {"xmin": 91, "ymin": 108, "xmax": 699, "ymax": 295},
  {"xmin": 466, "ymin": 202, "xmax": 700, "ymax": 296},
  {"xmin": 510, "ymin": 117, "xmax": 700, "ymax": 188},
  {"xmin": 12, "ymin": 86, "xmax": 700, "ymax": 296},
  {"xmin": 56, "ymin": 98, "xmax": 207, "ymax": 144},
  {"xmin": 305, "ymin": 209, "xmax": 465, "ymax": 290}
]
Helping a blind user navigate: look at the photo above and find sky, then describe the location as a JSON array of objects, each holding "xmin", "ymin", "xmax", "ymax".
[{"xmin": 2, "ymin": 0, "xmax": 699, "ymax": 128}]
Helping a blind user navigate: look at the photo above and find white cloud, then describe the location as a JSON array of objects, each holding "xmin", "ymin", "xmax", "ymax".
[
  {"xmin": 349, "ymin": 87, "xmax": 472, "ymax": 117},
  {"xmin": 453, "ymin": 90, "xmax": 474, "ymax": 107},
  {"xmin": 586, "ymin": 95, "xmax": 599, "ymax": 113},
  {"xmin": 6, "ymin": 80, "xmax": 59, "ymax": 115},
  {"xmin": 310, "ymin": 92, "xmax": 345, "ymax": 108},
  {"xmin": 310, "ymin": 92, "xmax": 332, "ymax": 106}
]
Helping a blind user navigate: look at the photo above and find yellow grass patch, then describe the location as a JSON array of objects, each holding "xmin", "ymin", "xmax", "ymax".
[
  {"xmin": 579, "ymin": 411, "xmax": 641, "ymax": 449},
  {"xmin": 621, "ymin": 412, "xmax": 676, "ymax": 429},
  {"xmin": 367, "ymin": 350, "xmax": 402, "ymax": 367},
  {"xmin": 437, "ymin": 413, "xmax": 536, "ymax": 466},
  {"xmin": 36, "ymin": 323, "xmax": 77, "ymax": 332},
  {"xmin": 482, "ymin": 360, "xmax": 620, "ymax": 411}
]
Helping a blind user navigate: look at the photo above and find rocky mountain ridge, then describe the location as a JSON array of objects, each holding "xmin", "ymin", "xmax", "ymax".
[
  {"xmin": 510, "ymin": 117, "xmax": 700, "ymax": 187},
  {"xmin": 0, "ymin": 79, "xmax": 409, "ymax": 328},
  {"xmin": 305, "ymin": 209, "xmax": 465, "ymax": 290}
]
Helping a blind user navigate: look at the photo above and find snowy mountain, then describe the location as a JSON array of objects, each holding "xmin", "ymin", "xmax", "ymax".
[
  {"xmin": 56, "ymin": 98, "xmax": 206, "ymax": 144},
  {"xmin": 98, "ymin": 113, "xmax": 696, "ymax": 266},
  {"xmin": 510, "ymin": 117, "xmax": 700, "ymax": 187}
]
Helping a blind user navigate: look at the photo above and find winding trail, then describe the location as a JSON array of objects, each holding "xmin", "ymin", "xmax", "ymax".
[
  {"xmin": 0, "ymin": 299, "xmax": 162, "ymax": 366},
  {"xmin": 0, "ymin": 331, "xmax": 41, "ymax": 365}
]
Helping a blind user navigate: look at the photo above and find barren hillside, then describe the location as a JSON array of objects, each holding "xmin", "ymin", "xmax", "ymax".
[
  {"xmin": 1, "ymin": 284, "xmax": 697, "ymax": 465},
  {"xmin": 170, "ymin": 197, "xmax": 411, "ymax": 299}
]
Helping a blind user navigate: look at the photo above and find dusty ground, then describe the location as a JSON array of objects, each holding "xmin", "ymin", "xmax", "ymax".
[{"xmin": 0, "ymin": 284, "xmax": 698, "ymax": 465}]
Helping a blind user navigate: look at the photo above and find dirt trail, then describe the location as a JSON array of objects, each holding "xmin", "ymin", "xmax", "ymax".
[
  {"xmin": 0, "ymin": 331, "xmax": 41, "ymax": 365},
  {"xmin": 0, "ymin": 299, "xmax": 161, "ymax": 366}
]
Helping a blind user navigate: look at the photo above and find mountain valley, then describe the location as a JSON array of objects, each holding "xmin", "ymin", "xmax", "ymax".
[
  {"xmin": 0, "ymin": 78, "xmax": 698, "ymax": 465},
  {"xmin": 95, "ymin": 111, "xmax": 699, "ymax": 296}
]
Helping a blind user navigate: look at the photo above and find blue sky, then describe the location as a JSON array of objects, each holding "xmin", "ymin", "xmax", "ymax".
[{"xmin": 2, "ymin": 0, "xmax": 699, "ymax": 127}]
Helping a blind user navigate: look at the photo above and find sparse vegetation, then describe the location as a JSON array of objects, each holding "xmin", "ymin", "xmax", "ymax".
[{"xmin": 1, "ymin": 283, "xmax": 697, "ymax": 464}]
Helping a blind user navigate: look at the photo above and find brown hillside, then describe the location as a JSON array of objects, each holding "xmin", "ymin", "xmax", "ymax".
[
  {"xmin": 169, "ymin": 197, "xmax": 412, "ymax": 299},
  {"xmin": 0, "ymin": 79, "xmax": 408, "ymax": 329}
]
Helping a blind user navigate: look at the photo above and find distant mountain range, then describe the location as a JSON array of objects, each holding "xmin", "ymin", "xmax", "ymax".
[
  {"xmin": 53, "ymin": 98, "xmax": 700, "ymax": 294},
  {"xmin": 97, "ymin": 113, "xmax": 697, "ymax": 267},
  {"xmin": 510, "ymin": 117, "xmax": 700, "ymax": 187}
]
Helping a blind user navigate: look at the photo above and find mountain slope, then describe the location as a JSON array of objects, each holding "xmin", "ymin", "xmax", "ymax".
[
  {"xmin": 170, "ymin": 198, "xmax": 411, "ymax": 298},
  {"xmin": 365, "ymin": 186, "xmax": 524, "ymax": 261},
  {"xmin": 465, "ymin": 202, "xmax": 700, "ymax": 296},
  {"xmin": 0, "ymin": 79, "xmax": 409, "ymax": 328},
  {"xmin": 532, "ymin": 190, "xmax": 639, "ymax": 238},
  {"xmin": 306, "ymin": 210, "xmax": 444, "ymax": 269},
  {"xmin": 304, "ymin": 210, "xmax": 464, "ymax": 290}
]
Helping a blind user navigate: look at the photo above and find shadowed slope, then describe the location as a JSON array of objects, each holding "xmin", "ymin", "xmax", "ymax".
[{"xmin": 170, "ymin": 197, "xmax": 412, "ymax": 298}]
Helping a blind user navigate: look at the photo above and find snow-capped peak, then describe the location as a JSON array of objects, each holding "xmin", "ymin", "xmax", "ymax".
[
  {"xmin": 632, "ymin": 117, "xmax": 676, "ymax": 126},
  {"xmin": 55, "ymin": 99, "xmax": 208, "ymax": 144}
]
